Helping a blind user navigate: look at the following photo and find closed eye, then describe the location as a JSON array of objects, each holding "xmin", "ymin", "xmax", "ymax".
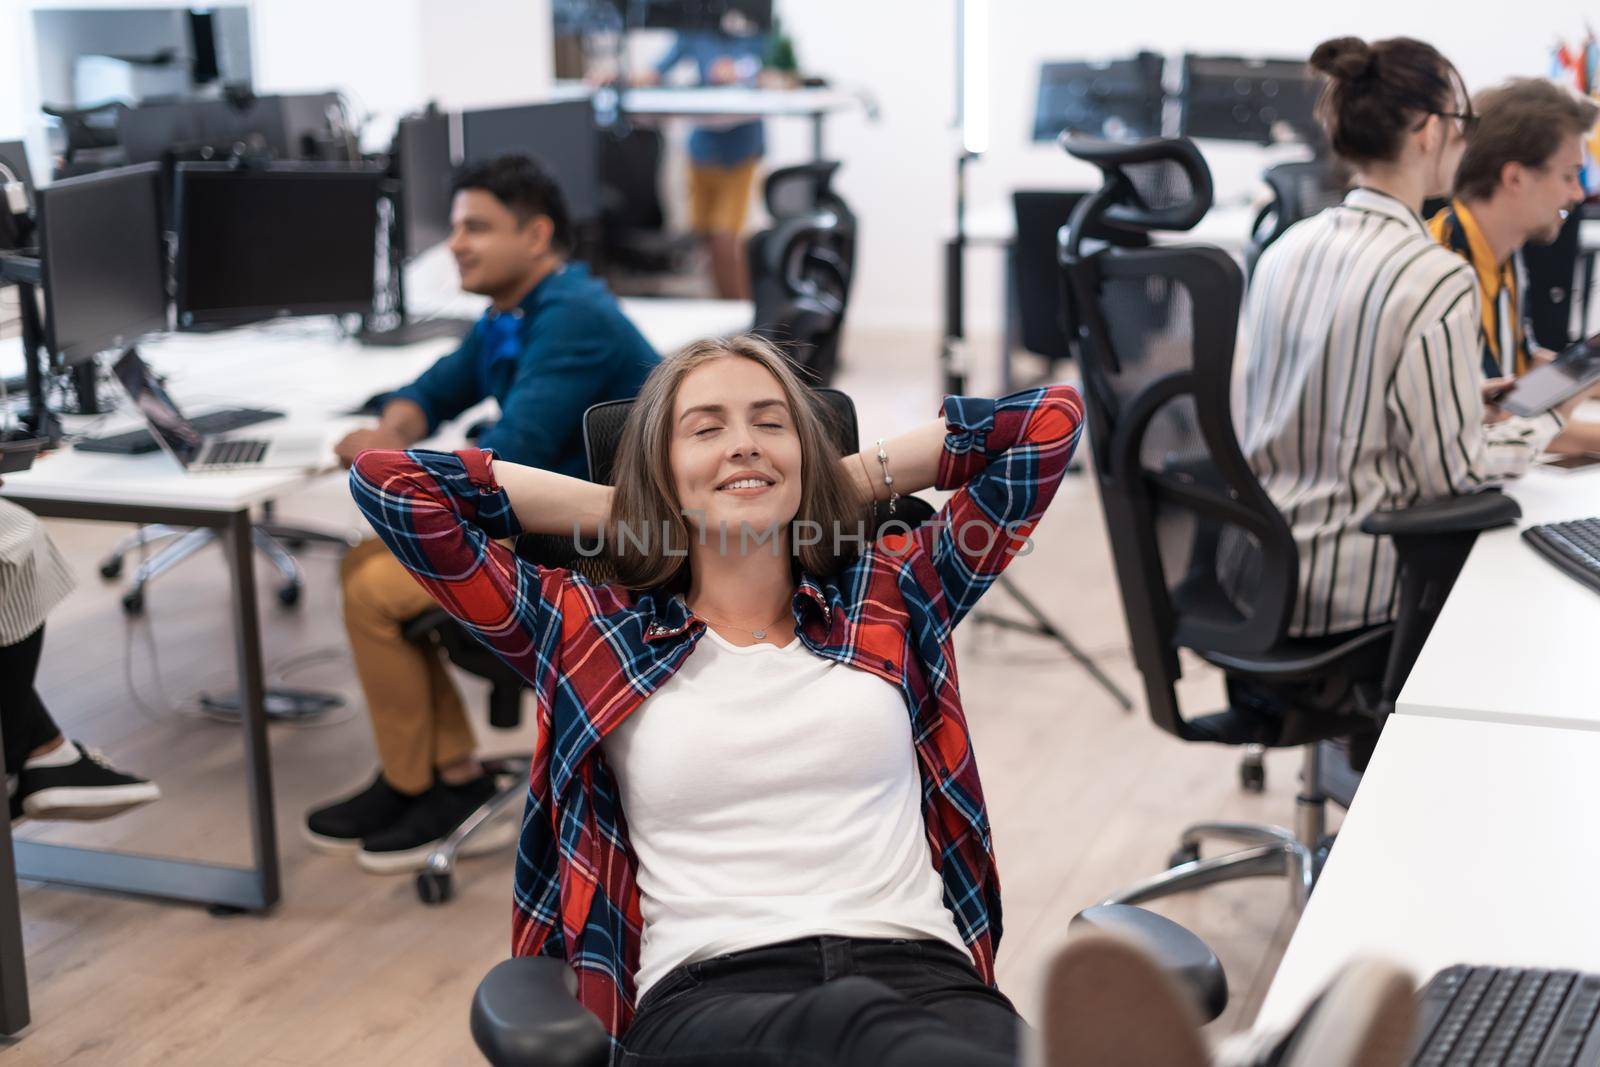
[{"xmin": 693, "ymin": 426, "xmax": 720, "ymax": 437}]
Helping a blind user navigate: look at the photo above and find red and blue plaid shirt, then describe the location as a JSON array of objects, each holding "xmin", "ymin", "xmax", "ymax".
[{"xmin": 349, "ymin": 385, "xmax": 1082, "ymax": 1048}]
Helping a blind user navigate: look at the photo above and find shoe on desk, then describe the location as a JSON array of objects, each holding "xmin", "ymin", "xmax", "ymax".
[
  {"xmin": 1037, "ymin": 931, "xmax": 1414, "ymax": 1067},
  {"xmin": 1215, "ymin": 959, "xmax": 1415, "ymax": 1067},
  {"xmin": 355, "ymin": 774, "xmax": 515, "ymax": 874},
  {"xmin": 14, "ymin": 741, "xmax": 160, "ymax": 821},
  {"xmin": 304, "ymin": 772, "xmax": 414, "ymax": 853}
]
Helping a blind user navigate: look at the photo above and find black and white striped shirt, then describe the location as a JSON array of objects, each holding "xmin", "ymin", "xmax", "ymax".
[{"xmin": 1236, "ymin": 187, "xmax": 1561, "ymax": 637}]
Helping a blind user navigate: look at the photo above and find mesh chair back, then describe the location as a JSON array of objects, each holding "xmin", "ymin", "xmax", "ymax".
[
  {"xmin": 1060, "ymin": 135, "xmax": 1299, "ymax": 742},
  {"xmin": 747, "ymin": 211, "xmax": 854, "ymax": 385},
  {"xmin": 764, "ymin": 161, "xmax": 849, "ymax": 223},
  {"xmin": 1248, "ymin": 160, "xmax": 1347, "ymax": 268}
]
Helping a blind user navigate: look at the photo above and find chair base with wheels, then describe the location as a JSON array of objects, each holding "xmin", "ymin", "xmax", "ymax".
[{"xmin": 415, "ymin": 755, "xmax": 531, "ymax": 905}]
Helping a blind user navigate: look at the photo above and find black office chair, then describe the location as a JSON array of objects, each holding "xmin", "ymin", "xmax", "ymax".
[
  {"xmin": 1058, "ymin": 134, "xmax": 1519, "ymax": 911},
  {"xmin": 746, "ymin": 212, "xmax": 854, "ymax": 387},
  {"xmin": 41, "ymin": 101, "xmax": 128, "ymax": 176},
  {"xmin": 468, "ymin": 387, "xmax": 1227, "ymax": 1067},
  {"xmin": 597, "ymin": 124, "xmax": 698, "ymax": 276},
  {"xmin": 1007, "ymin": 190, "xmax": 1151, "ymax": 388},
  {"xmin": 1244, "ymin": 160, "xmax": 1348, "ymax": 277}
]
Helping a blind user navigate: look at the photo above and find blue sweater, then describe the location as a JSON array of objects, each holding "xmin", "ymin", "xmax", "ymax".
[{"xmin": 393, "ymin": 264, "xmax": 658, "ymax": 476}]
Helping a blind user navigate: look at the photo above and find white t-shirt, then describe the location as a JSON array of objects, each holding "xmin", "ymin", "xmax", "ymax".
[{"xmin": 600, "ymin": 626, "xmax": 970, "ymax": 997}]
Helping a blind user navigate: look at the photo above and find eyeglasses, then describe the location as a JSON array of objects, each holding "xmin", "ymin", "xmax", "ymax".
[{"xmin": 1413, "ymin": 110, "xmax": 1479, "ymax": 136}]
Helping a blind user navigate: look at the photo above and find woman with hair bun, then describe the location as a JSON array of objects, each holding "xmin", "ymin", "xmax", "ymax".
[{"xmin": 1233, "ymin": 35, "xmax": 1581, "ymax": 649}]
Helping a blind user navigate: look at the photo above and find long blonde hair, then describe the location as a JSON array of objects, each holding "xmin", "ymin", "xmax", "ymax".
[{"xmin": 606, "ymin": 335, "xmax": 867, "ymax": 590}]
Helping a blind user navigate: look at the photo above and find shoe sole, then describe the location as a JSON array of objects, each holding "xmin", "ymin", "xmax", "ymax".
[
  {"xmin": 303, "ymin": 826, "xmax": 365, "ymax": 855},
  {"xmin": 1280, "ymin": 959, "xmax": 1416, "ymax": 1067},
  {"xmin": 21, "ymin": 783, "xmax": 161, "ymax": 822},
  {"xmin": 355, "ymin": 816, "xmax": 519, "ymax": 875},
  {"xmin": 1040, "ymin": 932, "xmax": 1210, "ymax": 1067}
]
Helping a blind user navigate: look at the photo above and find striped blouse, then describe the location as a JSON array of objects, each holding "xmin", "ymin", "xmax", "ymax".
[
  {"xmin": 1235, "ymin": 187, "xmax": 1560, "ymax": 637},
  {"xmin": 0, "ymin": 499, "xmax": 75, "ymax": 646}
]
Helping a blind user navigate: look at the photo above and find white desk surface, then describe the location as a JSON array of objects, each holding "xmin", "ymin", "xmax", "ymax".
[
  {"xmin": 618, "ymin": 86, "xmax": 858, "ymax": 119},
  {"xmin": 1396, "ymin": 464, "xmax": 1600, "ymax": 731},
  {"xmin": 0, "ymin": 292, "xmax": 751, "ymax": 514},
  {"xmin": 1257, "ymin": 713, "xmax": 1600, "ymax": 1032}
]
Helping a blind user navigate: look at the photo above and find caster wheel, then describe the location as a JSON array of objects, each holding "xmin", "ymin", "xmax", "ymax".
[
  {"xmin": 1240, "ymin": 759, "xmax": 1266, "ymax": 793},
  {"xmin": 416, "ymin": 869, "xmax": 453, "ymax": 905},
  {"xmin": 1168, "ymin": 842, "xmax": 1201, "ymax": 869},
  {"xmin": 277, "ymin": 584, "xmax": 301, "ymax": 608},
  {"xmin": 122, "ymin": 590, "xmax": 145, "ymax": 616},
  {"xmin": 100, "ymin": 558, "xmax": 123, "ymax": 579}
]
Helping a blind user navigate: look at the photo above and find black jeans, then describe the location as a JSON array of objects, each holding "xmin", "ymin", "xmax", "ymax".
[
  {"xmin": 620, "ymin": 936, "xmax": 1023, "ymax": 1067},
  {"xmin": 0, "ymin": 625, "xmax": 62, "ymax": 776}
]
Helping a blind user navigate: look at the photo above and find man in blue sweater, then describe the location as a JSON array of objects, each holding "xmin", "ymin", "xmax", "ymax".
[{"xmin": 310, "ymin": 155, "xmax": 658, "ymax": 874}]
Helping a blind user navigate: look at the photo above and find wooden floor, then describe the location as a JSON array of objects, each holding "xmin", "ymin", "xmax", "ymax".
[{"xmin": 2, "ymin": 328, "xmax": 1330, "ymax": 1065}]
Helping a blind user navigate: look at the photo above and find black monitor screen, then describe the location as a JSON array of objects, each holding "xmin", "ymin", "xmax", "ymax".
[
  {"xmin": 1178, "ymin": 55, "xmax": 1322, "ymax": 145},
  {"xmin": 37, "ymin": 164, "xmax": 168, "ymax": 365},
  {"xmin": 461, "ymin": 99, "xmax": 599, "ymax": 222},
  {"xmin": 1034, "ymin": 53, "xmax": 1166, "ymax": 142},
  {"xmin": 175, "ymin": 163, "xmax": 381, "ymax": 327},
  {"xmin": 397, "ymin": 111, "xmax": 454, "ymax": 258}
]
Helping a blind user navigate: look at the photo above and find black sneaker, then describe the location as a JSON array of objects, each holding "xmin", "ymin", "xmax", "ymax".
[
  {"xmin": 14, "ymin": 742, "xmax": 161, "ymax": 821},
  {"xmin": 355, "ymin": 774, "xmax": 514, "ymax": 874},
  {"xmin": 304, "ymin": 772, "xmax": 416, "ymax": 853}
]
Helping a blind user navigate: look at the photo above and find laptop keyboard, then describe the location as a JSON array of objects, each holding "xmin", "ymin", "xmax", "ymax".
[
  {"xmin": 194, "ymin": 438, "xmax": 270, "ymax": 470},
  {"xmin": 1411, "ymin": 965, "xmax": 1600, "ymax": 1065}
]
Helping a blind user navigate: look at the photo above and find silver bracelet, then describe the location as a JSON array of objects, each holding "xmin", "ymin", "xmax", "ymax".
[{"xmin": 874, "ymin": 438, "xmax": 898, "ymax": 515}]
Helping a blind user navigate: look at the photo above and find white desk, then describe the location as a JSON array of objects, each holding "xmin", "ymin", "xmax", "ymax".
[
  {"xmin": 959, "ymin": 198, "xmax": 1257, "ymax": 254},
  {"xmin": 557, "ymin": 82, "xmax": 863, "ymax": 160},
  {"xmin": 1257, "ymin": 714, "xmax": 1600, "ymax": 1032},
  {"xmin": 1396, "ymin": 465, "xmax": 1600, "ymax": 732}
]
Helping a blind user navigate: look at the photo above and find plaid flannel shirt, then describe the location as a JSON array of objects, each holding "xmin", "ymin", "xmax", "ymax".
[{"xmin": 349, "ymin": 384, "xmax": 1083, "ymax": 1050}]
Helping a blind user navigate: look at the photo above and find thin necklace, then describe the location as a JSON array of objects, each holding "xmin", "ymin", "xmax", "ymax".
[{"xmin": 689, "ymin": 602, "xmax": 793, "ymax": 641}]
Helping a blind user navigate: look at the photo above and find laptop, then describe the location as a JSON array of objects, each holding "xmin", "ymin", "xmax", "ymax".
[{"xmin": 111, "ymin": 349, "xmax": 328, "ymax": 473}]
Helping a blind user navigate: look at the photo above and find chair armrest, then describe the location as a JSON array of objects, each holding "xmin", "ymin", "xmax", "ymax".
[
  {"xmin": 470, "ymin": 957, "xmax": 609, "ymax": 1067},
  {"xmin": 1359, "ymin": 491, "xmax": 1521, "ymax": 538},
  {"xmin": 1069, "ymin": 904, "xmax": 1228, "ymax": 1023}
]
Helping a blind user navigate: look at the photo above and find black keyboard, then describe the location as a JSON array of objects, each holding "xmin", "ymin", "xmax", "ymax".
[
  {"xmin": 1411, "ymin": 965, "xmax": 1600, "ymax": 1065},
  {"xmin": 75, "ymin": 407, "xmax": 284, "ymax": 454}
]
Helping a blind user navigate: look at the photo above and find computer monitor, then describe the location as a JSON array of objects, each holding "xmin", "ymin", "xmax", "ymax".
[
  {"xmin": 35, "ymin": 163, "xmax": 168, "ymax": 365},
  {"xmin": 120, "ymin": 93, "xmax": 341, "ymax": 165},
  {"xmin": 174, "ymin": 163, "xmax": 382, "ymax": 327},
  {"xmin": 461, "ymin": 98, "xmax": 600, "ymax": 222},
  {"xmin": 1177, "ymin": 55, "xmax": 1322, "ymax": 146},
  {"xmin": 395, "ymin": 110, "xmax": 455, "ymax": 258},
  {"xmin": 1033, "ymin": 53, "xmax": 1166, "ymax": 142}
]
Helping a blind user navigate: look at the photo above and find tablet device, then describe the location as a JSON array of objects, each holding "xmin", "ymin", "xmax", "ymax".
[{"xmin": 1499, "ymin": 334, "xmax": 1600, "ymax": 417}]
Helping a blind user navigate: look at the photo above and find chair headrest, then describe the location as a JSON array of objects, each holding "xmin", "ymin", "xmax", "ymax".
[{"xmin": 1060, "ymin": 135, "xmax": 1214, "ymax": 234}]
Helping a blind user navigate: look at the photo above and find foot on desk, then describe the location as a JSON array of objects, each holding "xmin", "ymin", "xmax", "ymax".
[
  {"xmin": 1039, "ymin": 931, "xmax": 1415, "ymax": 1067},
  {"xmin": 14, "ymin": 741, "xmax": 160, "ymax": 821},
  {"xmin": 1216, "ymin": 959, "xmax": 1416, "ymax": 1067}
]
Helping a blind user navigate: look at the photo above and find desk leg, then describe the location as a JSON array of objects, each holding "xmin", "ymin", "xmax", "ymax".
[
  {"xmin": 224, "ymin": 509, "xmax": 281, "ymax": 910},
  {"xmin": 0, "ymin": 721, "xmax": 30, "ymax": 1034},
  {"xmin": 811, "ymin": 114, "xmax": 824, "ymax": 161},
  {"xmin": 12, "ymin": 507, "xmax": 281, "ymax": 912}
]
